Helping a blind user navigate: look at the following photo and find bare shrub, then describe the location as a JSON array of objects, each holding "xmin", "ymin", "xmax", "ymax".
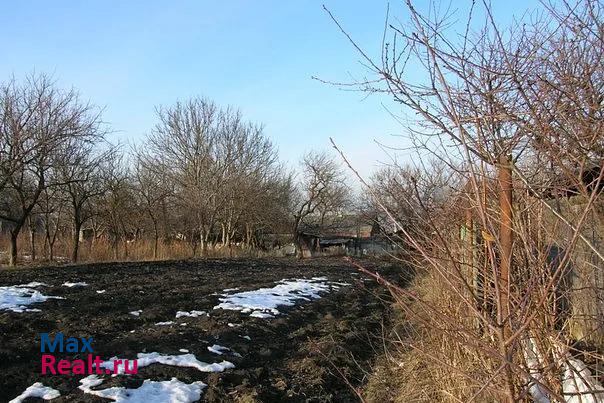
[{"xmin": 326, "ymin": 0, "xmax": 604, "ymax": 400}]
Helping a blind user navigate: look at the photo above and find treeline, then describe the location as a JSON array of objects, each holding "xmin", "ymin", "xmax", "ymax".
[{"xmin": 0, "ymin": 75, "xmax": 352, "ymax": 266}]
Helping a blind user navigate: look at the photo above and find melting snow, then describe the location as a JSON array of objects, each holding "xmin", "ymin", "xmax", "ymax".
[
  {"xmin": 179, "ymin": 349, "xmax": 189, "ymax": 353},
  {"xmin": 79, "ymin": 375, "xmax": 205, "ymax": 403},
  {"xmin": 100, "ymin": 352, "xmax": 234, "ymax": 375},
  {"xmin": 129, "ymin": 310, "xmax": 142, "ymax": 317},
  {"xmin": 62, "ymin": 282, "xmax": 88, "ymax": 288},
  {"xmin": 175, "ymin": 310, "xmax": 207, "ymax": 318},
  {"xmin": 563, "ymin": 357, "xmax": 604, "ymax": 403},
  {"xmin": 17, "ymin": 282, "xmax": 48, "ymax": 288},
  {"xmin": 214, "ymin": 277, "xmax": 346, "ymax": 318},
  {"xmin": 0, "ymin": 284, "xmax": 63, "ymax": 313},
  {"xmin": 80, "ymin": 375, "xmax": 104, "ymax": 389},
  {"xmin": 523, "ymin": 339, "xmax": 604, "ymax": 403},
  {"xmin": 207, "ymin": 344, "xmax": 241, "ymax": 357},
  {"xmin": 155, "ymin": 321, "xmax": 174, "ymax": 326},
  {"xmin": 207, "ymin": 345, "xmax": 228, "ymax": 355},
  {"xmin": 96, "ymin": 290, "xmax": 107, "ymax": 294},
  {"xmin": 250, "ymin": 311, "xmax": 273, "ymax": 319},
  {"xmin": 9, "ymin": 382, "xmax": 60, "ymax": 402}
]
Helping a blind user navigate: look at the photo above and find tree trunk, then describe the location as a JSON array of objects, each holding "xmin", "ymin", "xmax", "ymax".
[
  {"xmin": 245, "ymin": 225, "xmax": 252, "ymax": 247},
  {"xmin": 203, "ymin": 229, "xmax": 210, "ymax": 255},
  {"xmin": 498, "ymin": 154, "xmax": 513, "ymax": 329},
  {"xmin": 123, "ymin": 235, "xmax": 129, "ymax": 258},
  {"xmin": 43, "ymin": 234, "xmax": 49, "ymax": 260},
  {"xmin": 153, "ymin": 233, "xmax": 159, "ymax": 259},
  {"xmin": 497, "ymin": 154, "xmax": 515, "ymax": 403},
  {"xmin": 26, "ymin": 215, "xmax": 37, "ymax": 261},
  {"xmin": 198, "ymin": 229, "xmax": 204, "ymax": 256},
  {"xmin": 113, "ymin": 238, "xmax": 119, "ymax": 260},
  {"xmin": 49, "ymin": 240, "xmax": 55, "ymax": 261},
  {"xmin": 72, "ymin": 220, "xmax": 82, "ymax": 263},
  {"xmin": 292, "ymin": 217, "xmax": 303, "ymax": 259},
  {"xmin": 29, "ymin": 225, "xmax": 36, "ymax": 261},
  {"xmin": 9, "ymin": 229, "xmax": 19, "ymax": 266}
]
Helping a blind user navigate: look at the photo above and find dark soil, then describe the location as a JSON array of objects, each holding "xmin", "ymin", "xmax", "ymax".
[{"xmin": 0, "ymin": 257, "xmax": 402, "ymax": 402}]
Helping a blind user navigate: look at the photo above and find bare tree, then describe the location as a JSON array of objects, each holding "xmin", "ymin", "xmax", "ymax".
[
  {"xmin": 325, "ymin": 0, "xmax": 604, "ymax": 400},
  {"xmin": 37, "ymin": 184, "xmax": 65, "ymax": 261},
  {"xmin": 57, "ymin": 144, "xmax": 111, "ymax": 263},
  {"xmin": 143, "ymin": 97, "xmax": 286, "ymax": 256},
  {"xmin": 145, "ymin": 98, "xmax": 219, "ymax": 255},
  {"xmin": 96, "ymin": 154, "xmax": 138, "ymax": 260},
  {"xmin": 0, "ymin": 74, "xmax": 103, "ymax": 266},
  {"xmin": 133, "ymin": 149, "xmax": 172, "ymax": 259},
  {"xmin": 292, "ymin": 151, "xmax": 350, "ymax": 258}
]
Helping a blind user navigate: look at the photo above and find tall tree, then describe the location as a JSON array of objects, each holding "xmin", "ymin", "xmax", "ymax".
[
  {"xmin": 0, "ymin": 74, "xmax": 103, "ymax": 266},
  {"xmin": 292, "ymin": 152, "xmax": 350, "ymax": 258}
]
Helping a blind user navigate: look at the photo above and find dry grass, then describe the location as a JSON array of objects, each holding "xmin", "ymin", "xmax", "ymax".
[
  {"xmin": 0, "ymin": 234, "xmax": 280, "ymax": 266},
  {"xmin": 364, "ymin": 269, "xmax": 503, "ymax": 403}
]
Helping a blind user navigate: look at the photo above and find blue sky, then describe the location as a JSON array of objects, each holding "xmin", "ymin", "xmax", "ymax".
[{"xmin": 0, "ymin": 1, "xmax": 543, "ymax": 179}]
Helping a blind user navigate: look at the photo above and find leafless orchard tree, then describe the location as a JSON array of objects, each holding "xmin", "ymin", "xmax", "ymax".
[
  {"xmin": 368, "ymin": 160, "xmax": 457, "ymax": 248},
  {"xmin": 325, "ymin": 0, "xmax": 604, "ymax": 400},
  {"xmin": 292, "ymin": 151, "xmax": 350, "ymax": 258},
  {"xmin": 92, "ymin": 153, "xmax": 139, "ymax": 260},
  {"xmin": 238, "ymin": 167, "xmax": 294, "ymax": 248},
  {"xmin": 36, "ymin": 183, "xmax": 66, "ymax": 261},
  {"xmin": 133, "ymin": 148, "xmax": 173, "ymax": 259},
  {"xmin": 143, "ymin": 97, "xmax": 292, "ymax": 256},
  {"xmin": 0, "ymin": 74, "xmax": 103, "ymax": 266},
  {"xmin": 146, "ymin": 98, "xmax": 221, "ymax": 255},
  {"xmin": 56, "ymin": 142, "xmax": 112, "ymax": 263}
]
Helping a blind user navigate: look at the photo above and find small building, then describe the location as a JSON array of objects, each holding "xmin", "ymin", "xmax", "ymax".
[{"xmin": 297, "ymin": 214, "xmax": 396, "ymax": 257}]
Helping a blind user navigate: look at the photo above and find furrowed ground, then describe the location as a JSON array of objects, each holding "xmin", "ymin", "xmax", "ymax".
[{"xmin": 0, "ymin": 258, "xmax": 399, "ymax": 402}]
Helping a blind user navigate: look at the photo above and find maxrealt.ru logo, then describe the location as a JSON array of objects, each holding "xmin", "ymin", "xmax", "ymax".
[{"xmin": 40, "ymin": 333, "xmax": 137, "ymax": 375}]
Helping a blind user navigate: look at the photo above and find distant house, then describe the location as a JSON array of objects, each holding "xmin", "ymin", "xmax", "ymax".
[{"xmin": 298, "ymin": 214, "xmax": 395, "ymax": 257}]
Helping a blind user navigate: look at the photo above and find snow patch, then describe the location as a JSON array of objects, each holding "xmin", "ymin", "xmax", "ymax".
[
  {"xmin": 9, "ymin": 382, "xmax": 60, "ymax": 402},
  {"xmin": 207, "ymin": 344, "xmax": 241, "ymax": 357},
  {"xmin": 129, "ymin": 310, "xmax": 142, "ymax": 317},
  {"xmin": 96, "ymin": 290, "xmax": 107, "ymax": 294},
  {"xmin": 522, "ymin": 339, "xmax": 604, "ymax": 403},
  {"xmin": 155, "ymin": 321, "xmax": 174, "ymax": 326},
  {"xmin": 79, "ymin": 375, "xmax": 206, "ymax": 403},
  {"xmin": 62, "ymin": 282, "xmax": 88, "ymax": 288},
  {"xmin": 214, "ymin": 277, "xmax": 345, "ymax": 318},
  {"xmin": 100, "ymin": 352, "xmax": 234, "ymax": 375},
  {"xmin": 522, "ymin": 338, "xmax": 550, "ymax": 403},
  {"xmin": 249, "ymin": 311, "xmax": 273, "ymax": 319},
  {"xmin": 16, "ymin": 282, "xmax": 48, "ymax": 288},
  {"xmin": 80, "ymin": 374, "xmax": 104, "ymax": 389},
  {"xmin": 175, "ymin": 310, "xmax": 207, "ymax": 318},
  {"xmin": 0, "ymin": 285, "xmax": 63, "ymax": 313},
  {"xmin": 563, "ymin": 357, "xmax": 604, "ymax": 403}
]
